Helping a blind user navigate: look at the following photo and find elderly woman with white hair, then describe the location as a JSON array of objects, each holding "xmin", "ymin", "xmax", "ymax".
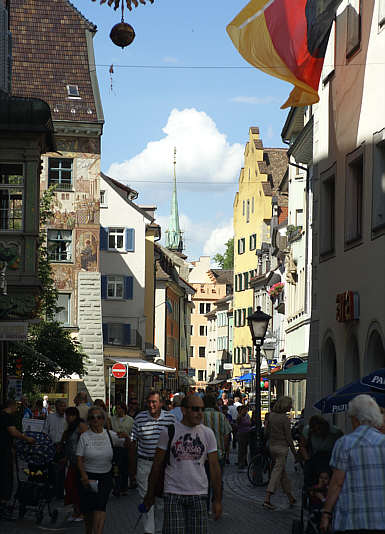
[{"xmin": 320, "ymin": 394, "xmax": 385, "ymax": 534}]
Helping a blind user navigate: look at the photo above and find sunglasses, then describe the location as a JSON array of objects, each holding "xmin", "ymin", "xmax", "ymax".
[
  {"xmin": 188, "ymin": 406, "xmax": 204, "ymax": 412},
  {"xmin": 90, "ymin": 414, "xmax": 103, "ymax": 421}
]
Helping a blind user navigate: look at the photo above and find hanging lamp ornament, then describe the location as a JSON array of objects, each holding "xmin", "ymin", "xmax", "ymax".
[
  {"xmin": 93, "ymin": 0, "xmax": 155, "ymax": 11},
  {"xmin": 109, "ymin": 0, "xmax": 135, "ymax": 49}
]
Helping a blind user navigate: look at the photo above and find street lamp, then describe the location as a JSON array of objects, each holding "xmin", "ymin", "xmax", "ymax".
[{"xmin": 247, "ymin": 306, "xmax": 271, "ymax": 433}]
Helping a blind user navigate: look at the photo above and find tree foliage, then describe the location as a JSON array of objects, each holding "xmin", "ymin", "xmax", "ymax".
[
  {"xmin": 213, "ymin": 238, "xmax": 234, "ymax": 269},
  {"xmin": 8, "ymin": 322, "xmax": 86, "ymax": 394}
]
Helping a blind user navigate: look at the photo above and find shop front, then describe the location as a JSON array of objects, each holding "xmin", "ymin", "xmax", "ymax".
[{"xmin": 105, "ymin": 358, "xmax": 176, "ymax": 411}]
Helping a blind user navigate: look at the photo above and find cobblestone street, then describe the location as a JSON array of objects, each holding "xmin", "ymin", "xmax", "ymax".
[{"xmin": 1, "ymin": 454, "xmax": 302, "ymax": 534}]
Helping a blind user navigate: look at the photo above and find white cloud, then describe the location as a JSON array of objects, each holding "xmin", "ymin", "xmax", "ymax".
[
  {"xmin": 203, "ymin": 219, "xmax": 233, "ymax": 257},
  {"xmin": 267, "ymin": 124, "xmax": 274, "ymax": 139},
  {"xmin": 107, "ymin": 108, "xmax": 243, "ymax": 188},
  {"xmin": 230, "ymin": 96, "xmax": 278, "ymax": 105},
  {"xmin": 155, "ymin": 213, "xmax": 233, "ymax": 261},
  {"xmin": 162, "ymin": 56, "xmax": 179, "ymax": 63}
]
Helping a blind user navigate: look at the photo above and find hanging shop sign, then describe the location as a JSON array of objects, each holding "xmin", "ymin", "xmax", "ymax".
[
  {"xmin": 336, "ymin": 291, "xmax": 360, "ymax": 322},
  {"xmin": 111, "ymin": 363, "xmax": 127, "ymax": 379}
]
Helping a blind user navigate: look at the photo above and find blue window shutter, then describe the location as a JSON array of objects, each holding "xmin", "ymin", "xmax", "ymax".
[
  {"xmin": 123, "ymin": 324, "xmax": 131, "ymax": 346},
  {"xmin": 102, "ymin": 323, "xmax": 108, "ymax": 345},
  {"xmin": 125, "ymin": 228, "xmax": 135, "ymax": 252},
  {"xmin": 100, "ymin": 227, "xmax": 108, "ymax": 250},
  {"xmin": 124, "ymin": 276, "xmax": 133, "ymax": 300},
  {"xmin": 101, "ymin": 275, "xmax": 107, "ymax": 299}
]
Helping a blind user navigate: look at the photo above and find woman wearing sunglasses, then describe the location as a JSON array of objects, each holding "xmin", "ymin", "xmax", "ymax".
[{"xmin": 76, "ymin": 407, "xmax": 128, "ymax": 534}]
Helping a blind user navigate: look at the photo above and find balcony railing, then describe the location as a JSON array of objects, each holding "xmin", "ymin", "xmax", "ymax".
[
  {"xmin": 48, "ymin": 180, "xmax": 73, "ymax": 191},
  {"xmin": 48, "ymin": 251, "xmax": 72, "ymax": 262}
]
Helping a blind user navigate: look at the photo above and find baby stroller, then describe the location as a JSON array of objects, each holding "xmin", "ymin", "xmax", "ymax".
[
  {"xmin": 292, "ymin": 454, "xmax": 331, "ymax": 534},
  {"xmin": 13, "ymin": 431, "xmax": 58, "ymax": 525}
]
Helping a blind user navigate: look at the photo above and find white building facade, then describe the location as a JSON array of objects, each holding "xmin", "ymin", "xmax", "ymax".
[{"xmin": 306, "ymin": 1, "xmax": 385, "ymax": 412}]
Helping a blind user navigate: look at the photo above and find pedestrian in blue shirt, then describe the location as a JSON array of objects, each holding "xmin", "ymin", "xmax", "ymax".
[{"xmin": 320, "ymin": 394, "xmax": 385, "ymax": 533}]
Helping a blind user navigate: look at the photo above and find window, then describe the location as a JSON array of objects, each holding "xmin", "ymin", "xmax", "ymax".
[
  {"xmin": 54, "ymin": 293, "xmax": 71, "ymax": 325},
  {"xmin": 67, "ymin": 84, "xmax": 80, "ymax": 98},
  {"xmin": 238, "ymin": 238, "xmax": 245, "ymax": 254},
  {"xmin": 345, "ymin": 154, "xmax": 363, "ymax": 244},
  {"xmin": 199, "ymin": 303, "xmax": 205, "ymax": 314},
  {"xmin": 199, "ymin": 346, "xmax": 206, "ymax": 358},
  {"xmin": 295, "ymin": 209, "xmax": 304, "ymax": 227},
  {"xmin": 190, "ymin": 325, "xmax": 193, "ymax": 335},
  {"xmin": 47, "ymin": 229, "xmax": 72, "ymax": 262},
  {"xmin": 103, "ymin": 323, "xmax": 132, "ymax": 346},
  {"xmin": 243, "ymin": 272, "xmax": 249, "ymax": 290},
  {"xmin": 346, "ymin": 0, "xmax": 361, "ymax": 58},
  {"xmin": 107, "ymin": 275, "xmax": 124, "ymax": 298},
  {"xmin": 108, "ymin": 227, "xmax": 124, "ymax": 250},
  {"xmin": 242, "ymin": 200, "xmax": 245, "ymax": 216},
  {"xmin": 248, "ymin": 346, "xmax": 252, "ymax": 362},
  {"xmin": 100, "ymin": 190, "xmax": 107, "ymax": 207},
  {"xmin": 48, "ymin": 158, "xmax": 73, "ymax": 190},
  {"xmin": 199, "ymin": 325, "xmax": 207, "ymax": 336},
  {"xmin": 198, "ymin": 370, "xmax": 205, "ymax": 381},
  {"xmin": 372, "ymin": 131, "xmax": 385, "ymax": 232},
  {"xmin": 246, "ymin": 199, "xmax": 250, "ymax": 223},
  {"xmin": 320, "ymin": 173, "xmax": 335, "ymax": 256},
  {"xmin": 101, "ymin": 275, "xmax": 133, "ymax": 300},
  {"xmin": 189, "ymin": 346, "xmax": 194, "ymax": 358},
  {"xmin": 206, "ymin": 303, "xmax": 211, "ymax": 313},
  {"xmin": 249, "ymin": 234, "xmax": 257, "ymax": 250},
  {"xmin": 0, "ymin": 163, "xmax": 24, "ymax": 231},
  {"xmin": 242, "ymin": 347, "xmax": 246, "ymax": 363}
]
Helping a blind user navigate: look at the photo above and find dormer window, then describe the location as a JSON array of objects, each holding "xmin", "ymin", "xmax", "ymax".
[{"xmin": 67, "ymin": 85, "xmax": 80, "ymax": 99}]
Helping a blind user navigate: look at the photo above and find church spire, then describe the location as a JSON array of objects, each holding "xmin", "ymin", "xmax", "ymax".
[{"xmin": 165, "ymin": 147, "xmax": 184, "ymax": 253}]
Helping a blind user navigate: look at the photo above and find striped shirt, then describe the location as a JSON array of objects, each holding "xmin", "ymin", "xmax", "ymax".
[
  {"xmin": 131, "ymin": 410, "xmax": 175, "ymax": 458},
  {"xmin": 203, "ymin": 408, "xmax": 232, "ymax": 460},
  {"xmin": 330, "ymin": 425, "xmax": 385, "ymax": 532}
]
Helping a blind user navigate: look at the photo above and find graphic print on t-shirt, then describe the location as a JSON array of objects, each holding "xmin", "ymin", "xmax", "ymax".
[{"xmin": 171, "ymin": 432, "xmax": 205, "ymax": 462}]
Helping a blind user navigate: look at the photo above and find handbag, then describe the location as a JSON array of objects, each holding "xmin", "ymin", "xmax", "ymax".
[{"xmin": 154, "ymin": 424, "xmax": 175, "ymax": 498}]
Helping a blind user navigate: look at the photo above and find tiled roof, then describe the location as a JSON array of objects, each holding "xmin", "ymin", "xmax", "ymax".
[
  {"xmin": 250, "ymin": 126, "xmax": 260, "ymax": 134},
  {"xmin": 258, "ymin": 161, "xmax": 268, "ymax": 174},
  {"xmin": 10, "ymin": 0, "xmax": 100, "ymax": 123},
  {"xmin": 262, "ymin": 182, "xmax": 273, "ymax": 196},
  {"xmin": 264, "ymin": 148, "xmax": 288, "ymax": 189},
  {"xmin": 254, "ymin": 139, "xmax": 264, "ymax": 149},
  {"xmin": 211, "ymin": 269, "xmax": 234, "ymax": 285}
]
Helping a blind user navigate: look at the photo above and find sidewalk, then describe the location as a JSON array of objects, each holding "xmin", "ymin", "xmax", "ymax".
[{"xmin": 1, "ymin": 451, "xmax": 302, "ymax": 534}]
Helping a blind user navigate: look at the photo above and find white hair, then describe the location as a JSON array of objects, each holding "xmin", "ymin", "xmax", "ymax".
[{"xmin": 348, "ymin": 394, "xmax": 383, "ymax": 427}]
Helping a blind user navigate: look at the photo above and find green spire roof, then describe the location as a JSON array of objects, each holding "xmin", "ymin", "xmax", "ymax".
[{"xmin": 165, "ymin": 147, "xmax": 183, "ymax": 252}]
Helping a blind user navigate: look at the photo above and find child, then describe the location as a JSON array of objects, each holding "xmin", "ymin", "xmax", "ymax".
[{"xmin": 309, "ymin": 471, "xmax": 330, "ymax": 507}]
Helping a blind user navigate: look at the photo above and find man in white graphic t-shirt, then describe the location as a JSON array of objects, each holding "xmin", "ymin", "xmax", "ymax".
[{"xmin": 144, "ymin": 395, "xmax": 222, "ymax": 534}]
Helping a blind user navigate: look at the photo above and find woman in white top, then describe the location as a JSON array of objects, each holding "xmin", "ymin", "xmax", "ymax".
[{"xmin": 76, "ymin": 407, "xmax": 128, "ymax": 534}]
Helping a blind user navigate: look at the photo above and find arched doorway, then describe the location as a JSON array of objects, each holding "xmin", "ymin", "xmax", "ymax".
[
  {"xmin": 322, "ymin": 337, "xmax": 337, "ymax": 397},
  {"xmin": 344, "ymin": 335, "xmax": 360, "ymax": 384},
  {"xmin": 365, "ymin": 330, "xmax": 385, "ymax": 373}
]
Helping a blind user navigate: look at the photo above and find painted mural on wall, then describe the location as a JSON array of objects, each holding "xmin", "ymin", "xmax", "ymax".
[
  {"xmin": 76, "ymin": 230, "xmax": 98, "ymax": 272},
  {"xmin": 41, "ymin": 145, "xmax": 101, "ymax": 321}
]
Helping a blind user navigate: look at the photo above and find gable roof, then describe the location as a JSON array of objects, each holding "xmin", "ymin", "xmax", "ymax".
[
  {"xmin": 10, "ymin": 0, "xmax": 102, "ymax": 124},
  {"xmin": 101, "ymin": 172, "xmax": 154, "ymax": 222}
]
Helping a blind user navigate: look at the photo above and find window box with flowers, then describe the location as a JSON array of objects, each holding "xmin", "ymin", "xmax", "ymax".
[{"xmin": 268, "ymin": 282, "xmax": 284, "ymax": 299}]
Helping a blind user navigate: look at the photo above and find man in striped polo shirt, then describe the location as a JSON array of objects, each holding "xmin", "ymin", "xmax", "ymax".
[{"xmin": 130, "ymin": 391, "xmax": 175, "ymax": 534}]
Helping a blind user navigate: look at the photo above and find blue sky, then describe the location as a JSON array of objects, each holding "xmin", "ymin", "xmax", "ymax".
[{"xmin": 75, "ymin": 0, "xmax": 291, "ymax": 260}]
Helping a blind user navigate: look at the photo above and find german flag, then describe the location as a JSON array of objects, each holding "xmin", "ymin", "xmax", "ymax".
[{"xmin": 227, "ymin": 0, "xmax": 342, "ymax": 108}]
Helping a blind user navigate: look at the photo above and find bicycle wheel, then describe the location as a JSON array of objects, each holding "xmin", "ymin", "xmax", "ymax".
[{"xmin": 247, "ymin": 453, "xmax": 270, "ymax": 486}]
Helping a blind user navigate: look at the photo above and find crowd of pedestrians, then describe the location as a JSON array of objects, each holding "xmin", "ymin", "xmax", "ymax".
[{"xmin": 1, "ymin": 389, "xmax": 385, "ymax": 533}]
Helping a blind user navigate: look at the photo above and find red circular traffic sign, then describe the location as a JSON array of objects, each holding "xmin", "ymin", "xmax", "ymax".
[{"xmin": 111, "ymin": 363, "xmax": 126, "ymax": 379}]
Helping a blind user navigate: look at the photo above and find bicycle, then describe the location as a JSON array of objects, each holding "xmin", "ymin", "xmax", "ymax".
[
  {"xmin": 247, "ymin": 450, "xmax": 272, "ymax": 486},
  {"xmin": 247, "ymin": 429, "xmax": 272, "ymax": 487}
]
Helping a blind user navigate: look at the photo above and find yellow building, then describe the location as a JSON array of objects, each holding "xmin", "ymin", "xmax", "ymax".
[{"xmin": 233, "ymin": 127, "xmax": 287, "ymax": 378}]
